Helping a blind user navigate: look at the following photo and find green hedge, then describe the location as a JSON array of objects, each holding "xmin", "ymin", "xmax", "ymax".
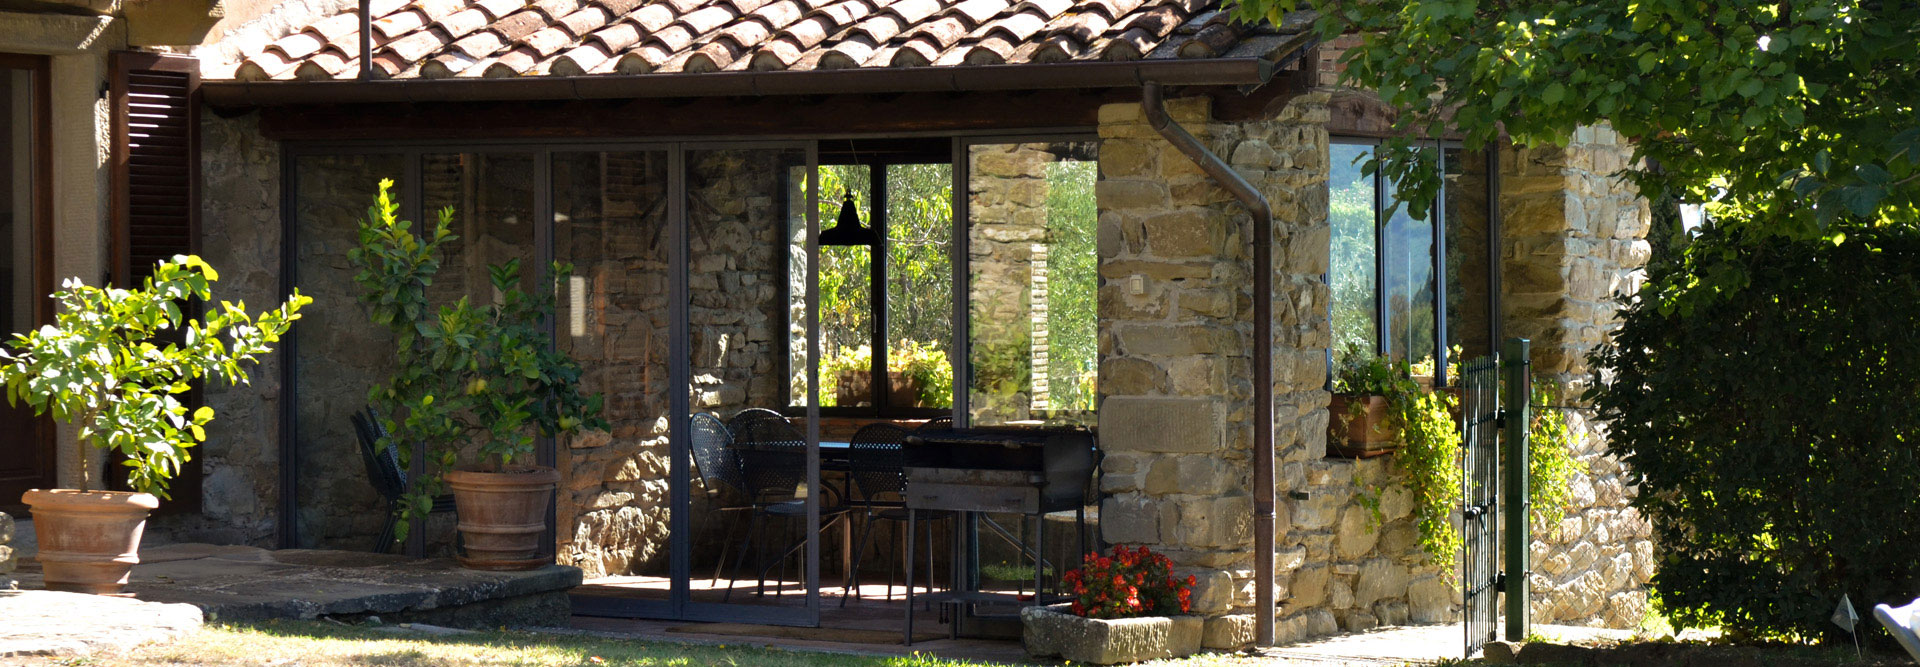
[{"xmin": 1590, "ymin": 228, "xmax": 1920, "ymax": 643}]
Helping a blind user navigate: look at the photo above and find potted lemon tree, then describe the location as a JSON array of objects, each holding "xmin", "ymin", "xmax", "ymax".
[
  {"xmin": 350, "ymin": 180, "xmax": 605, "ymax": 570},
  {"xmin": 1, "ymin": 257, "xmax": 307, "ymax": 594}
]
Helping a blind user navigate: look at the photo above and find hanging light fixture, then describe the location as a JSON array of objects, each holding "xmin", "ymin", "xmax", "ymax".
[{"xmin": 819, "ymin": 191, "xmax": 879, "ymax": 246}]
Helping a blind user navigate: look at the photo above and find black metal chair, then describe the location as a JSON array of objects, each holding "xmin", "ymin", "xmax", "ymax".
[
  {"xmin": 690, "ymin": 412, "xmax": 753, "ymax": 584},
  {"xmin": 725, "ymin": 412, "xmax": 845, "ymax": 600},
  {"xmin": 352, "ymin": 408, "xmax": 408, "ymax": 554},
  {"xmin": 840, "ymin": 423, "xmax": 947, "ymax": 606},
  {"xmin": 726, "ymin": 407, "xmax": 790, "ymax": 436}
]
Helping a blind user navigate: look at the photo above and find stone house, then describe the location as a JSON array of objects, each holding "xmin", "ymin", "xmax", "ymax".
[{"xmin": 0, "ymin": 0, "xmax": 1653, "ymax": 649}]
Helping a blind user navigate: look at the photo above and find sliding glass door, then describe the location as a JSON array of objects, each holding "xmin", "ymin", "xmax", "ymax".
[{"xmin": 286, "ymin": 142, "xmax": 824, "ymax": 627}]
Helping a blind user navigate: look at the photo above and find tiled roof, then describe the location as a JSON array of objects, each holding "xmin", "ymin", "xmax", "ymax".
[{"xmin": 226, "ymin": 0, "xmax": 1308, "ymax": 81}]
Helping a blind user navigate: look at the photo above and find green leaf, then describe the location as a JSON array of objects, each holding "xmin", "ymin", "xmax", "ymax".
[{"xmin": 1541, "ymin": 82, "xmax": 1567, "ymax": 104}]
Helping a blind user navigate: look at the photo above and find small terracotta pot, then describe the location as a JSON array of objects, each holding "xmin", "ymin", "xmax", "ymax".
[
  {"xmin": 21, "ymin": 489, "xmax": 160, "ymax": 595},
  {"xmin": 446, "ymin": 465, "xmax": 559, "ymax": 571}
]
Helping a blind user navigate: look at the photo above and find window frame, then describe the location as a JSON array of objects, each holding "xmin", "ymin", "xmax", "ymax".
[{"xmin": 1329, "ymin": 137, "xmax": 1494, "ymax": 388}]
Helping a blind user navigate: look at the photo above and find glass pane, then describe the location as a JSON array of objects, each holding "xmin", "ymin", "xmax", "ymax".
[
  {"xmin": 552, "ymin": 150, "xmax": 672, "ymax": 597},
  {"xmin": 1383, "ymin": 151, "xmax": 1437, "ymax": 366},
  {"xmin": 967, "ymin": 141, "xmax": 1098, "ymax": 426},
  {"xmin": 1444, "ymin": 146, "xmax": 1493, "ymax": 364},
  {"xmin": 0, "ymin": 65, "xmax": 46, "ymax": 502},
  {"xmin": 690, "ymin": 147, "xmax": 813, "ymax": 606},
  {"xmin": 1329, "ymin": 143, "xmax": 1378, "ymax": 366},
  {"xmin": 2, "ymin": 68, "xmax": 29, "ymax": 336},
  {"xmin": 791, "ymin": 165, "xmax": 874, "ymax": 408},
  {"xmin": 885, "ymin": 163, "xmax": 955, "ymax": 410},
  {"xmin": 417, "ymin": 152, "xmax": 538, "ymax": 554},
  {"xmin": 292, "ymin": 153, "xmax": 406, "ymax": 550}
]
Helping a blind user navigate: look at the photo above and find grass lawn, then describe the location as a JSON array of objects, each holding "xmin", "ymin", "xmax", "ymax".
[
  {"xmin": 23, "ymin": 620, "xmax": 1022, "ymax": 667},
  {"xmin": 16, "ymin": 620, "xmax": 1270, "ymax": 667}
]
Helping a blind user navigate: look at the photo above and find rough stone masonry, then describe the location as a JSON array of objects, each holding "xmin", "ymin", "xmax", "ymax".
[{"xmin": 1094, "ymin": 91, "xmax": 1333, "ymax": 650}]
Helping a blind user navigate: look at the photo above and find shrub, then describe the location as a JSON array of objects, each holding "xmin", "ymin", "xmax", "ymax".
[
  {"xmin": 0, "ymin": 257, "xmax": 307, "ymax": 497},
  {"xmin": 1589, "ymin": 227, "xmax": 1920, "ymax": 643},
  {"xmin": 1062, "ymin": 546, "xmax": 1195, "ymax": 619}
]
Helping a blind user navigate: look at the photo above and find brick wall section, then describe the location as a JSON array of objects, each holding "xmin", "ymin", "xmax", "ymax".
[
  {"xmin": 1094, "ymin": 91, "xmax": 1331, "ymax": 650},
  {"xmin": 1501, "ymin": 126, "xmax": 1656, "ymax": 628}
]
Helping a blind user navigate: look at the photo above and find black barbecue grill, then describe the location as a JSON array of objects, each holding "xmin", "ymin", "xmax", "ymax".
[{"xmin": 901, "ymin": 426, "xmax": 1098, "ymax": 644}]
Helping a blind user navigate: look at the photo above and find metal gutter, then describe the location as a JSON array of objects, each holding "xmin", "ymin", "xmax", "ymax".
[
  {"xmin": 202, "ymin": 59, "xmax": 1276, "ymax": 107},
  {"xmin": 1142, "ymin": 81, "xmax": 1277, "ymax": 646}
]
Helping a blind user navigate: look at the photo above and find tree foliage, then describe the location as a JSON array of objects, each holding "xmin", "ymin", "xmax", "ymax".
[
  {"xmin": 1229, "ymin": 0, "xmax": 1920, "ymax": 241},
  {"xmin": 0, "ymin": 257, "xmax": 308, "ymax": 497},
  {"xmin": 1589, "ymin": 227, "xmax": 1920, "ymax": 642}
]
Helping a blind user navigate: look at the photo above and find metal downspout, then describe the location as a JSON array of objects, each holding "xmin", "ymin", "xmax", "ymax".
[{"xmin": 1142, "ymin": 81, "xmax": 1276, "ymax": 646}]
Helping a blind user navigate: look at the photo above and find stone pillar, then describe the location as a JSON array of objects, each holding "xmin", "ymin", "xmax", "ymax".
[
  {"xmin": 1498, "ymin": 125, "xmax": 1656, "ymax": 628},
  {"xmin": 1095, "ymin": 91, "xmax": 1330, "ymax": 649}
]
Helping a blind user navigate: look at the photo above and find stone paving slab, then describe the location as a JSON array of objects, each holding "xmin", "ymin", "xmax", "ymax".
[
  {"xmin": 0, "ymin": 590, "xmax": 204, "ymax": 657},
  {"xmin": 12, "ymin": 544, "xmax": 582, "ymax": 625}
]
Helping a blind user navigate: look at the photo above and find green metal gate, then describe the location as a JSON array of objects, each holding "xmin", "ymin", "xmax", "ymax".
[{"xmin": 1460, "ymin": 338, "xmax": 1531, "ymax": 658}]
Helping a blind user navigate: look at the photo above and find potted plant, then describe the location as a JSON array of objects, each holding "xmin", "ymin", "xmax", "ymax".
[
  {"xmin": 1023, "ymin": 545, "xmax": 1201, "ymax": 665},
  {"xmin": 1328, "ymin": 344, "xmax": 1419, "ymax": 457},
  {"xmin": 0, "ymin": 257, "xmax": 307, "ymax": 594},
  {"xmin": 349, "ymin": 180, "xmax": 606, "ymax": 570}
]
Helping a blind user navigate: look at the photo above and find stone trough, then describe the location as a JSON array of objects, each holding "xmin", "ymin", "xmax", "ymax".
[{"xmin": 10, "ymin": 543, "xmax": 581, "ymax": 628}]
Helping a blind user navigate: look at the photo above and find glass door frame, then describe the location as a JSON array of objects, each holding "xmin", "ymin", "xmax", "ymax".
[{"xmin": 670, "ymin": 140, "xmax": 823, "ymax": 626}]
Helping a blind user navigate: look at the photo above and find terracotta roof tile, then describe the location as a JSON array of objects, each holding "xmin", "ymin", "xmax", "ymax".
[{"xmin": 220, "ymin": 0, "xmax": 1303, "ymax": 81}]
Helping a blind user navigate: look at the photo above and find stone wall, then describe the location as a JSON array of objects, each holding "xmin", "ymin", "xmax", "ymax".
[
  {"xmin": 1094, "ymin": 91, "xmax": 1331, "ymax": 650},
  {"xmin": 1282, "ymin": 457, "xmax": 1456, "ymax": 639},
  {"xmin": 1, "ymin": 511, "xmax": 14, "ymax": 584},
  {"xmin": 1499, "ymin": 127, "xmax": 1655, "ymax": 628}
]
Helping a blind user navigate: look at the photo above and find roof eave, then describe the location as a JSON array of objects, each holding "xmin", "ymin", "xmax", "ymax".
[{"xmin": 202, "ymin": 55, "xmax": 1293, "ymax": 108}]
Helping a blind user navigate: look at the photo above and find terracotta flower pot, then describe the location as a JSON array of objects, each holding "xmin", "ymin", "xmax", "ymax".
[
  {"xmin": 446, "ymin": 465, "xmax": 559, "ymax": 571},
  {"xmin": 1328, "ymin": 394, "xmax": 1400, "ymax": 458},
  {"xmin": 21, "ymin": 489, "xmax": 160, "ymax": 596}
]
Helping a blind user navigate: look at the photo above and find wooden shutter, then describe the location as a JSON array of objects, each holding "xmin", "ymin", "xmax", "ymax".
[{"xmin": 110, "ymin": 51, "xmax": 202, "ymax": 514}]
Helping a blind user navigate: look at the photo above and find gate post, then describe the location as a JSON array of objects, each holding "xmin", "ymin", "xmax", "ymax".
[{"xmin": 1501, "ymin": 338, "xmax": 1531, "ymax": 641}]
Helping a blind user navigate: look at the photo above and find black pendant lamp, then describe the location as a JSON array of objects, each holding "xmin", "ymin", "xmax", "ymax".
[{"xmin": 819, "ymin": 192, "xmax": 879, "ymax": 246}]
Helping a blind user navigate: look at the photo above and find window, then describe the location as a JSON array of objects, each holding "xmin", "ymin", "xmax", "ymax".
[
  {"xmin": 1329, "ymin": 140, "xmax": 1493, "ymax": 384},
  {"xmin": 788, "ymin": 157, "xmax": 956, "ymax": 416}
]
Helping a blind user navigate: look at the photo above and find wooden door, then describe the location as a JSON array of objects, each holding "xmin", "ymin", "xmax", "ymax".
[{"xmin": 0, "ymin": 53, "xmax": 54, "ymax": 514}]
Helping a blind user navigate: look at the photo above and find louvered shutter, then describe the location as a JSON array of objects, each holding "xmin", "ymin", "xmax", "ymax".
[{"xmin": 110, "ymin": 51, "xmax": 202, "ymax": 514}]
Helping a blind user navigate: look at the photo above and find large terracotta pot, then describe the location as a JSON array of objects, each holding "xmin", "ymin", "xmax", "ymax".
[
  {"xmin": 1327, "ymin": 394, "xmax": 1399, "ymax": 458},
  {"xmin": 21, "ymin": 489, "xmax": 159, "ymax": 595},
  {"xmin": 446, "ymin": 465, "xmax": 558, "ymax": 571}
]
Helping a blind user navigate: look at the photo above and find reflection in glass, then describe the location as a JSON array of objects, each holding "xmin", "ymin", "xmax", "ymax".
[
  {"xmin": 552, "ymin": 151, "xmax": 671, "ymax": 596},
  {"xmin": 1383, "ymin": 161, "xmax": 1436, "ymax": 366},
  {"xmin": 292, "ymin": 154, "xmax": 407, "ymax": 551},
  {"xmin": 967, "ymin": 142, "xmax": 1098, "ymax": 426},
  {"xmin": 692, "ymin": 147, "xmax": 813, "ymax": 607},
  {"xmin": 1444, "ymin": 147, "xmax": 1493, "ymax": 363},
  {"xmin": 1329, "ymin": 143, "xmax": 1378, "ymax": 366}
]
